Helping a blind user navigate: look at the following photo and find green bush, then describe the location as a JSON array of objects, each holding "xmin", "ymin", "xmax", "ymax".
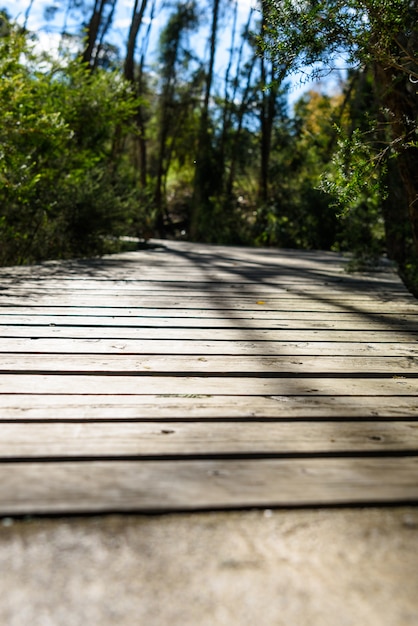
[{"xmin": 0, "ymin": 25, "xmax": 140, "ymax": 265}]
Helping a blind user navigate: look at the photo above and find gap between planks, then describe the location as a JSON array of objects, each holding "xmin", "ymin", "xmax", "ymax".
[
  {"xmin": 1, "ymin": 315, "xmax": 418, "ymax": 331},
  {"xmin": 1, "ymin": 240, "xmax": 418, "ymax": 513}
]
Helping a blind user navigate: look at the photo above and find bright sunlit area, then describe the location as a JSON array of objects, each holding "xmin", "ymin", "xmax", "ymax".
[{"xmin": 1, "ymin": 5, "xmax": 417, "ymax": 626}]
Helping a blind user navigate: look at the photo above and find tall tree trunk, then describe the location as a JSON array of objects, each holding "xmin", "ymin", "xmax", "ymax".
[
  {"xmin": 258, "ymin": 5, "xmax": 281, "ymax": 206},
  {"xmin": 370, "ymin": 1, "xmax": 418, "ymax": 255},
  {"xmin": 124, "ymin": 0, "xmax": 148, "ymax": 82},
  {"xmin": 374, "ymin": 61, "xmax": 418, "ymax": 255},
  {"xmin": 226, "ymin": 57, "xmax": 255, "ymax": 199},
  {"xmin": 82, "ymin": 0, "xmax": 107, "ymax": 66},
  {"xmin": 259, "ymin": 56, "xmax": 277, "ymax": 204},
  {"xmin": 381, "ymin": 158, "xmax": 412, "ymax": 265},
  {"xmin": 92, "ymin": 0, "xmax": 117, "ymax": 69},
  {"xmin": 222, "ymin": 5, "xmax": 256, "ymax": 200},
  {"xmin": 219, "ymin": 0, "xmax": 238, "ymax": 172},
  {"xmin": 134, "ymin": 0, "xmax": 156, "ymax": 189},
  {"xmin": 190, "ymin": 0, "xmax": 220, "ymax": 240}
]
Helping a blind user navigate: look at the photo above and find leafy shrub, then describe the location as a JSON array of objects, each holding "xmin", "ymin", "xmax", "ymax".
[{"xmin": 0, "ymin": 25, "xmax": 140, "ymax": 265}]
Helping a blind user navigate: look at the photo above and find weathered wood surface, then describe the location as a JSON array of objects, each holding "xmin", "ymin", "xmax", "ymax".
[
  {"xmin": 1, "ymin": 353, "xmax": 417, "ymax": 373},
  {"xmin": 1, "ymin": 374, "xmax": 417, "ymax": 395},
  {"xmin": 1, "ymin": 459, "xmax": 418, "ymax": 514},
  {"xmin": 0, "ymin": 394, "xmax": 417, "ymax": 420},
  {"xmin": 2, "ymin": 422, "xmax": 418, "ymax": 457},
  {"xmin": 0, "ymin": 239, "xmax": 417, "ymax": 514},
  {"xmin": 1, "ymin": 338, "xmax": 418, "ymax": 356}
]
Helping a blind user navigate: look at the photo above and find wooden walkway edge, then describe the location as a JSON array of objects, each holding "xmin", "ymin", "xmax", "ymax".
[{"xmin": 1, "ymin": 240, "xmax": 418, "ymax": 514}]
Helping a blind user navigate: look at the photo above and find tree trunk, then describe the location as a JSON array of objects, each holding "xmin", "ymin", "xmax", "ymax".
[
  {"xmin": 224, "ymin": 6, "xmax": 255, "ymax": 200},
  {"xmin": 374, "ymin": 62, "xmax": 418, "ymax": 255},
  {"xmin": 92, "ymin": 0, "xmax": 117, "ymax": 69},
  {"xmin": 124, "ymin": 0, "xmax": 148, "ymax": 82},
  {"xmin": 258, "ymin": 7, "xmax": 280, "ymax": 206},
  {"xmin": 218, "ymin": 0, "xmax": 238, "ymax": 184},
  {"xmin": 226, "ymin": 57, "xmax": 255, "ymax": 199},
  {"xmin": 190, "ymin": 0, "xmax": 220, "ymax": 240},
  {"xmin": 380, "ymin": 159, "xmax": 412, "ymax": 265},
  {"xmin": 82, "ymin": 0, "xmax": 107, "ymax": 66}
]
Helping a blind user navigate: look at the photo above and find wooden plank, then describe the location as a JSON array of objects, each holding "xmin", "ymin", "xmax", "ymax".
[
  {"xmin": 1, "ymin": 295, "xmax": 417, "ymax": 313},
  {"xmin": 1, "ymin": 354, "xmax": 418, "ymax": 374},
  {"xmin": 1, "ymin": 457, "xmax": 417, "ymax": 514},
  {"xmin": 1, "ymin": 325, "xmax": 417, "ymax": 342},
  {"xmin": 0, "ymin": 264, "xmax": 408, "ymax": 284},
  {"xmin": 0, "ymin": 243, "xmax": 391, "ymax": 270},
  {"xmin": 0, "ymin": 262, "xmax": 403, "ymax": 277},
  {"xmin": 2, "ymin": 308, "xmax": 418, "ymax": 321},
  {"xmin": 0, "ymin": 283, "xmax": 410, "ymax": 297},
  {"xmin": 1, "ymin": 315, "xmax": 417, "ymax": 331},
  {"xmin": 1, "ymin": 282, "xmax": 409, "ymax": 293},
  {"xmin": 1, "ymin": 267, "xmax": 358, "ymax": 280},
  {"xmin": 0, "ymin": 286, "xmax": 413, "ymax": 299},
  {"xmin": 0, "ymin": 394, "xmax": 417, "ymax": 420},
  {"xmin": 2, "ymin": 275, "xmax": 403, "ymax": 290},
  {"xmin": 1, "ymin": 239, "xmax": 417, "ymax": 516},
  {"xmin": 1, "ymin": 374, "xmax": 417, "ymax": 395},
  {"xmin": 1, "ymin": 338, "xmax": 417, "ymax": 356},
  {"xmin": 0, "ymin": 422, "xmax": 417, "ymax": 457},
  {"xmin": 0, "ymin": 246, "xmax": 368, "ymax": 267}
]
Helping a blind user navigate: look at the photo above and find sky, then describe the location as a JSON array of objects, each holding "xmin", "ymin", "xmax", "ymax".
[
  {"xmin": 6, "ymin": 0, "xmax": 259, "ymax": 51},
  {"xmin": 4, "ymin": 0, "xmax": 252, "ymax": 77},
  {"xmin": 4, "ymin": 0, "xmax": 326, "ymax": 105}
]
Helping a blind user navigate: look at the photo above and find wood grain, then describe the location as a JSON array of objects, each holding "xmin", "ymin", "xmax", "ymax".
[
  {"xmin": 1, "ymin": 354, "xmax": 417, "ymax": 374},
  {"xmin": 0, "ymin": 421, "xmax": 417, "ymax": 457},
  {"xmin": 1, "ymin": 327, "xmax": 417, "ymax": 343},
  {"xmin": 1, "ymin": 458, "xmax": 417, "ymax": 514},
  {"xmin": 1, "ymin": 338, "xmax": 418, "ymax": 356},
  {"xmin": 2, "ymin": 314, "xmax": 418, "ymax": 331},
  {"xmin": 0, "ymin": 394, "xmax": 416, "ymax": 420},
  {"xmin": 1, "ymin": 374, "xmax": 417, "ymax": 395},
  {"xmin": 0, "ymin": 239, "xmax": 417, "ymax": 513}
]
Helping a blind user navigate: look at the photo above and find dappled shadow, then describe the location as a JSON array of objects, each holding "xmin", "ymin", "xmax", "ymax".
[
  {"xmin": 1, "ymin": 238, "xmax": 418, "ymax": 466},
  {"xmin": 0, "ymin": 241, "xmax": 168, "ymax": 283},
  {"xmin": 148, "ymin": 242, "xmax": 418, "ymax": 461},
  {"xmin": 162, "ymin": 240, "xmax": 418, "ymax": 332}
]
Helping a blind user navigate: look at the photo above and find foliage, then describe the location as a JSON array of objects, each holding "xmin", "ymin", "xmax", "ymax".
[
  {"xmin": 0, "ymin": 25, "xmax": 141, "ymax": 265},
  {"xmin": 261, "ymin": 0, "xmax": 418, "ymax": 288},
  {"xmin": 253, "ymin": 90, "xmax": 339, "ymax": 250},
  {"xmin": 150, "ymin": 0, "xmax": 201, "ymax": 230},
  {"xmin": 2, "ymin": 0, "xmax": 417, "ymax": 300},
  {"xmin": 261, "ymin": 0, "xmax": 417, "ymax": 81}
]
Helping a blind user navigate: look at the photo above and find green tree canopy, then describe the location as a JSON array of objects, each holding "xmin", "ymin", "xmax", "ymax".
[{"xmin": 261, "ymin": 0, "xmax": 418, "ymax": 256}]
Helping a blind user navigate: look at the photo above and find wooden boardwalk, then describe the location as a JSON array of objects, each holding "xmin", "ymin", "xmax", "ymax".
[{"xmin": 1, "ymin": 239, "xmax": 418, "ymax": 514}]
